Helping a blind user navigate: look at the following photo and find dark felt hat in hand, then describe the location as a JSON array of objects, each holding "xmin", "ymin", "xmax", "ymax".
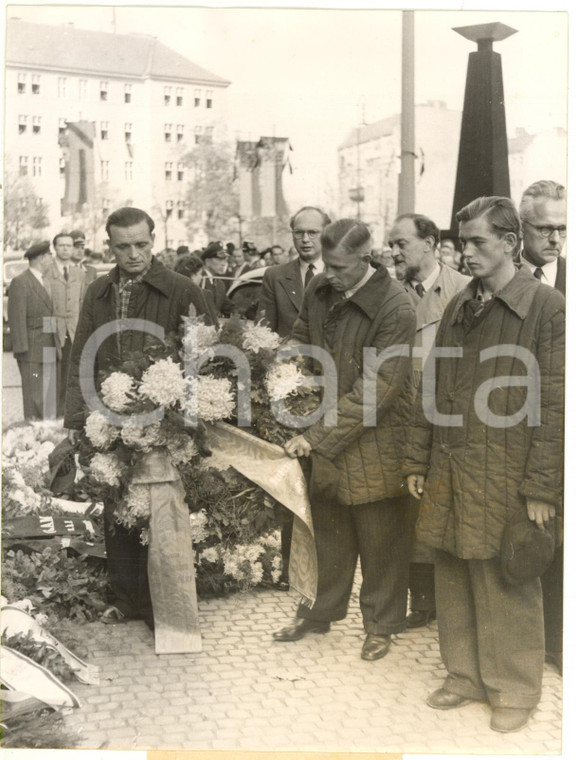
[
  {"xmin": 500, "ymin": 509, "xmax": 555, "ymax": 586},
  {"xmin": 47, "ymin": 438, "xmax": 77, "ymax": 495}
]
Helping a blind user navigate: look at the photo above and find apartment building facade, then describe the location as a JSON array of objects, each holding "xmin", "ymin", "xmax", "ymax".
[{"xmin": 5, "ymin": 18, "xmax": 230, "ymax": 249}]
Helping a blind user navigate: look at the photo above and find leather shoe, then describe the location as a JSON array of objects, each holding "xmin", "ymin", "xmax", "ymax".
[
  {"xmin": 426, "ymin": 688, "xmax": 475, "ymax": 710},
  {"xmin": 490, "ymin": 707, "xmax": 533, "ymax": 733},
  {"xmin": 361, "ymin": 634, "xmax": 391, "ymax": 661},
  {"xmin": 273, "ymin": 618, "xmax": 330, "ymax": 642},
  {"xmin": 406, "ymin": 609, "xmax": 436, "ymax": 628}
]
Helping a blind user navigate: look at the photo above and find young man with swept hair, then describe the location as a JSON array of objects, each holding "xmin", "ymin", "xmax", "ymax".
[{"xmin": 404, "ymin": 196, "xmax": 564, "ymax": 732}]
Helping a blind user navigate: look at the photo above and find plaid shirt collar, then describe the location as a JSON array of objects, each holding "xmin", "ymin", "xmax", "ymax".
[{"xmin": 117, "ymin": 263, "xmax": 152, "ymax": 319}]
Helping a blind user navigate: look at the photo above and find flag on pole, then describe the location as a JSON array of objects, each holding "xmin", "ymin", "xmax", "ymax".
[{"xmin": 60, "ymin": 121, "xmax": 96, "ymax": 214}]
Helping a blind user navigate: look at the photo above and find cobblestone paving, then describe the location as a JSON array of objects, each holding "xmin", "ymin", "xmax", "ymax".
[{"xmin": 64, "ymin": 584, "xmax": 563, "ymax": 754}]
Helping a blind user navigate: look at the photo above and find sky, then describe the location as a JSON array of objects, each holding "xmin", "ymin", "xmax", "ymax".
[{"xmin": 2, "ymin": 1, "xmax": 570, "ymax": 209}]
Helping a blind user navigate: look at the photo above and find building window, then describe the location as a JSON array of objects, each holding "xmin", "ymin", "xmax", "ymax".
[
  {"xmin": 58, "ymin": 77, "xmax": 67, "ymax": 97},
  {"xmin": 206, "ymin": 90, "xmax": 213, "ymax": 109},
  {"xmin": 102, "ymin": 199, "xmax": 110, "ymax": 216},
  {"xmin": 194, "ymin": 126, "xmax": 202, "ymax": 145},
  {"xmin": 32, "ymin": 156, "xmax": 42, "ymax": 177},
  {"xmin": 124, "ymin": 162, "xmax": 133, "ymax": 180},
  {"xmin": 164, "ymin": 123, "xmax": 172, "ymax": 143},
  {"xmin": 31, "ymin": 75, "xmax": 40, "ymax": 95},
  {"xmin": 59, "ymin": 157, "xmax": 66, "ymax": 176},
  {"xmin": 164, "ymin": 86, "xmax": 172, "ymax": 106},
  {"xmin": 100, "ymin": 81, "xmax": 108, "ymax": 101},
  {"xmin": 17, "ymin": 74, "xmax": 26, "ymax": 94},
  {"xmin": 124, "ymin": 84, "xmax": 132, "ymax": 104},
  {"xmin": 177, "ymin": 200, "xmax": 185, "ymax": 220},
  {"xmin": 177, "ymin": 163, "xmax": 185, "ymax": 182},
  {"xmin": 205, "ymin": 125, "xmax": 214, "ymax": 144},
  {"xmin": 18, "ymin": 115, "xmax": 27, "ymax": 134},
  {"xmin": 165, "ymin": 200, "xmax": 174, "ymax": 218},
  {"xmin": 19, "ymin": 156, "xmax": 28, "ymax": 176},
  {"xmin": 165, "ymin": 162, "xmax": 173, "ymax": 181},
  {"xmin": 100, "ymin": 121, "xmax": 109, "ymax": 141},
  {"xmin": 59, "ymin": 118, "xmax": 67, "ymax": 137},
  {"xmin": 124, "ymin": 123, "xmax": 132, "ymax": 143},
  {"xmin": 101, "ymin": 160, "xmax": 109, "ymax": 180},
  {"xmin": 79, "ymin": 79, "xmax": 87, "ymax": 99},
  {"xmin": 176, "ymin": 87, "xmax": 184, "ymax": 106},
  {"xmin": 194, "ymin": 89, "xmax": 201, "ymax": 108},
  {"xmin": 32, "ymin": 116, "xmax": 41, "ymax": 135},
  {"xmin": 176, "ymin": 124, "xmax": 184, "ymax": 143}
]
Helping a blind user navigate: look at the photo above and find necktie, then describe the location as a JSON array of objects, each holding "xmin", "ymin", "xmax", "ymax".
[
  {"xmin": 63, "ymin": 266, "xmax": 69, "ymax": 281},
  {"xmin": 414, "ymin": 282, "xmax": 425, "ymax": 298},
  {"xmin": 533, "ymin": 267, "xmax": 543, "ymax": 280},
  {"xmin": 305, "ymin": 263, "xmax": 315, "ymax": 287}
]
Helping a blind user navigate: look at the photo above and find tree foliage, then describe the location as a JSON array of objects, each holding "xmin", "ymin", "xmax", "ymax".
[
  {"xmin": 183, "ymin": 139, "xmax": 239, "ymax": 241},
  {"xmin": 3, "ymin": 168, "xmax": 50, "ymax": 251}
]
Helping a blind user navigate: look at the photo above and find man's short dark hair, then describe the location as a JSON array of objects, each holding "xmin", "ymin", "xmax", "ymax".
[
  {"xmin": 52, "ymin": 232, "xmax": 73, "ymax": 247},
  {"xmin": 456, "ymin": 196, "xmax": 520, "ymax": 240},
  {"xmin": 290, "ymin": 206, "xmax": 332, "ymax": 230},
  {"xmin": 174, "ymin": 253, "xmax": 203, "ymax": 278},
  {"xmin": 106, "ymin": 207, "xmax": 155, "ymax": 237},
  {"xmin": 394, "ymin": 213, "xmax": 440, "ymax": 246}
]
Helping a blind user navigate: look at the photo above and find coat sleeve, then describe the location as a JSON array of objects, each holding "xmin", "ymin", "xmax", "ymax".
[
  {"xmin": 7, "ymin": 277, "xmax": 29, "ymax": 355},
  {"xmin": 257, "ymin": 268, "xmax": 279, "ymax": 332},
  {"xmin": 518, "ymin": 292, "xmax": 565, "ymax": 508},
  {"xmin": 303, "ymin": 300, "xmax": 416, "ymax": 460},
  {"xmin": 63, "ymin": 286, "xmax": 98, "ymax": 429},
  {"xmin": 186, "ymin": 281, "xmax": 217, "ymax": 326}
]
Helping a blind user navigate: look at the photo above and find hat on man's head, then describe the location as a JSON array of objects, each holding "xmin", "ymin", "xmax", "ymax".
[
  {"xmin": 70, "ymin": 229, "xmax": 86, "ymax": 242},
  {"xmin": 24, "ymin": 241, "xmax": 51, "ymax": 261},
  {"xmin": 201, "ymin": 241, "xmax": 227, "ymax": 261},
  {"xmin": 242, "ymin": 240, "xmax": 258, "ymax": 254},
  {"xmin": 500, "ymin": 509, "xmax": 556, "ymax": 586}
]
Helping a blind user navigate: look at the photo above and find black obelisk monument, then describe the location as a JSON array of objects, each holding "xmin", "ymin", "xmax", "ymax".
[{"xmin": 450, "ymin": 22, "xmax": 517, "ymax": 232}]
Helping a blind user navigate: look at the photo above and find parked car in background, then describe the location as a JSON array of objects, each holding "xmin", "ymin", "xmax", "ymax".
[{"xmin": 226, "ymin": 266, "xmax": 267, "ymax": 320}]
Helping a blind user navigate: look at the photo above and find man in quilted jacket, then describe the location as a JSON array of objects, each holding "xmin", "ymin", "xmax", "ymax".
[{"xmin": 404, "ymin": 196, "xmax": 564, "ymax": 733}]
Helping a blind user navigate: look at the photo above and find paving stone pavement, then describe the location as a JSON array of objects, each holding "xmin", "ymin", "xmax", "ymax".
[{"xmin": 63, "ymin": 582, "xmax": 563, "ymax": 754}]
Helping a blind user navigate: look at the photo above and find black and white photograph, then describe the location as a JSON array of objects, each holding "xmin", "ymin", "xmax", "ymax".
[{"xmin": 1, "ymin": 1, "xmax": 572, "ymax": 758}]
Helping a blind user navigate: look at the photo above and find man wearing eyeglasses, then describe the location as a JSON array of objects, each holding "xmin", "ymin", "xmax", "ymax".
[
  {"xmin": 519, "ymin": 180, "xmax": 566, "ymax": 679},
  {"xmin": 519, "ymin": 180, "xmax": 566, "ymax": 293},
  {"xmin": 258, "ymin": 205, "xmax": 331, "ymax": 589}
]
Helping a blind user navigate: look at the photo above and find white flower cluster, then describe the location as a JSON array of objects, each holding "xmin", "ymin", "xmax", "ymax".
[
  {"xmin": 101, "ymin": 372, "xmax": 136, "ymax": 412},
  {"xmin": 182, "ymin": 324, "xmax": 220, "ymax": 359},
  {"xmin": 265, "ymin": 361, "xmax": 305, "ymax": 401},
  {"xmin": 3, "ymin": 469, "xmax": 44, "ymax": 514},
  {"xmin": 120, "ymin": 421, "xmax": 164, "ymax": 452},
  {"xmin": 166, "ymin": 433, "xmax": 198, "ymax": 466},
  {"xmin": 184, "ymin": 376, "xmax": 236, "ymax": 423},
  {"xmin": 241, "ymin": 322, "xmax": 281, "ymax": 353},
  {"xmin": 222, "ymin": 543, "xmax": 266, "ymax": 584},
  {"xmin": 139, "ymin": 358, "xmax": 186, "ymax": 407},
  {"xmin": 89, "ymin": 452, "xmax": 124, "ymax": 487},
  {"xmin": 85, "ymin": 411, "xmax": 119, "ymax": 449},
  {"xmin": 189, "ymin": 510, "xmax": 209, "ymax": 544},
  {"xmin": 125, "ymin": 484, "xmax": 152, "ymax": 519}
]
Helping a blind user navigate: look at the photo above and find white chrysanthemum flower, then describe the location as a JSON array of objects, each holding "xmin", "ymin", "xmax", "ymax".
[
  {"xmin": 184, "ymin": 376, "xmax": 236, "ymax": 422},
  {"xmin": 167, "ymin": 434, "xmax": 198, "ymax": 465},
  {"xmin": 182, "ymin": 324, "xmax": 221, "ymax": 359},
  {"xmin": 200, "ymin": 547, "xmax": 219, "ymax": 563},
  {"xmin": 90, "ymin": 452, "xmax": 124, "ymax": 487},
  {"xmin": 120, "ymin": 421, "xmax": 163, "ymax": 451},
  {"xmin": 101, "ymin": 372, "xmax": 136, "ymax": 412},
  {"xmin": 241, "ymin": 323, "xmax": 281, "ymax": 353},
  {"xmin": 85, "ymin": 411, "xmax": 119, "ymax": 449},
  {"xmin": 125, "ymin": 484, "xmax": 152, "ymax": 519},
  {"xmin": 265, "ymin": 361, "xmax": 305, "ymax": 401},
  {"xmin": 189, "ymin": 510, "xmax": 209, "ymax": 544},
  {"xmin": 251, "ymin": 561, "xmax": 264, "ymax": 584},
  {"xmin": 139, "ymin": 528, "xmax": 150, "ymax": 546},
  {"xmin": 139, "ymin": 358, "xmax": 186, "ymax": 407}
]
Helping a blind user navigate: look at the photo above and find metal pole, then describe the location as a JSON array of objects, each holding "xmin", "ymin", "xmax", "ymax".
[{"xmin": 398, "ymin": 10, "xmax": 415, "ymax": 215}]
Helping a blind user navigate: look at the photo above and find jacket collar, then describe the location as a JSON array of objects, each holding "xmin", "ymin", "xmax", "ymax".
[
  {"xmin": 450, "ymin": 264, "xmax": 540, "ymax": 324},
  {"xmin": 99, "ymin": 256, "xmax": 172, "ymax": 298},
  {"xmin": 316, "ymin": 265, "xmax": 391, "ymax": 320}
]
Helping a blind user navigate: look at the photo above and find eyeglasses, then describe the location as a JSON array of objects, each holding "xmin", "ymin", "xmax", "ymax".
[
  {"xmin": 293, "ymin": 229, "xmax": 321, "ymax": 239},
  {"xmin": 523, "ymin": 221, "xmax": 567, "ymax": 239}
]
